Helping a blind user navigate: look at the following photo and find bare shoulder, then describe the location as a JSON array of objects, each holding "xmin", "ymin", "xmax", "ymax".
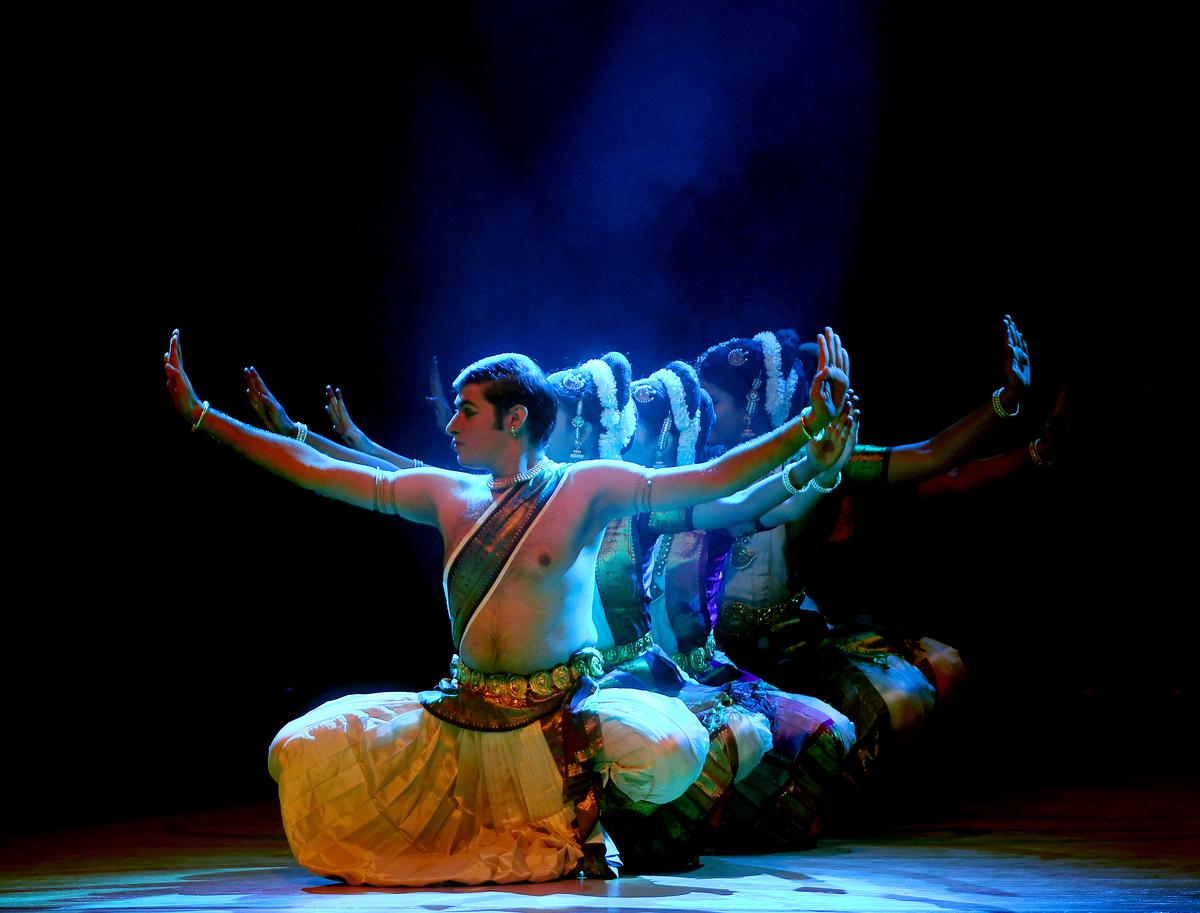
[
  {"xmin": 563, "ymin": 459, "xmax": 645, "ymax": 495},
  {"xmin": 561, "ymin": 460, "xmax": 649, "ymax": 525},
  {"xmin": 383, "ymin": 466, "xmax": 486, "ymax": 525}
]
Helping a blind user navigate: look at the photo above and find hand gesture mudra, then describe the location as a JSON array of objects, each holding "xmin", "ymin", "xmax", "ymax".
[
  {"xmin": 163, "ymin": 329, "xmax": 203, "ymax": 423},
  {"xmin": 809, "ymin": 326, "xmax": 850, "ymax": 429},
  {"xmin": 244, "ymin": 367, "xmax": 296, "ymax": 436},
  {"xmin": 325, "ymin": 386, "xmax": 368, "ymax": 451}
]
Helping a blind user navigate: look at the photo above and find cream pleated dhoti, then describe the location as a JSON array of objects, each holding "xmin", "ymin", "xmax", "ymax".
[{"xmin": 269, "ymin": 686, "xmax": 708, "ymax": 886}]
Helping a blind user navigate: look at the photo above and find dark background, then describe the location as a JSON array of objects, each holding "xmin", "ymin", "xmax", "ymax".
[{"xmin": 18, "ymin": 4, "xmax": 1184, "ymax": 834}]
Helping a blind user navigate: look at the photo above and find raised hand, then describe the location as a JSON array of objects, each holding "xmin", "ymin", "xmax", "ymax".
[
  {"xmin": 807, "ymin": 390, "xmax": 859, "ymax": 481},
  {"xmin": 809, "ymin": 326, "xmax": 851, "ymax": 430},
  {"xmin": 325, "ymin": 386, "xmax": 368, "ymax": 451},
  {"xmin": 427, "ymin": 356, "xmax": 453, "ymax": 430},
  {"xmin": 1002, "ymin": 315, "xmax": 1031, "ymax": 401},
  {"xmin": 163, "ymin": 329, "xmax": 203, "ymax": 423},
  {"xmin": 244, "ymin": 366, "xmax": 296, "ymax": 436}
]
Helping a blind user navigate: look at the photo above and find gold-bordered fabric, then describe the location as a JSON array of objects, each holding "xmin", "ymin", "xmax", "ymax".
[{"xmin": 444, "ymin": 462, "xmax": 568, "ymax": 650}]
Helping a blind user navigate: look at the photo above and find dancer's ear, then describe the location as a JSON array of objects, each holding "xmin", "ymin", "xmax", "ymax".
[{"xmin": 504, "ymin": 404, "xmax": 529, "ymax": 438}]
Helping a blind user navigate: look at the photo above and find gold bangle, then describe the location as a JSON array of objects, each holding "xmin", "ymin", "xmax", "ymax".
[
  {"xmin": 992, "ymin": 387, "xmax": 1020, "ymax": 419},
  {"xmin": 797, "ymin": 407, "xmax": 815, "ymax": 442},
  {"xmin": 1029, "ymin": 439, "xmax": 1048, "ymax": 467},
  {"xmin": 190, "ymin": 400, "xmax": 210, "ymax": 433}
]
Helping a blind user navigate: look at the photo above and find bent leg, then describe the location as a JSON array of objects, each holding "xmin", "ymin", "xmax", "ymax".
[{"xmin": 592, "ymin": 688, "xmax": 709, "ymax": 805}]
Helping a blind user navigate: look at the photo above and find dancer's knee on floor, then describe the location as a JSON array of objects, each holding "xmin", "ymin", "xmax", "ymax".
[{"xmin": 593, "ymin": 689, "xmax": 708, "ymax": 804}]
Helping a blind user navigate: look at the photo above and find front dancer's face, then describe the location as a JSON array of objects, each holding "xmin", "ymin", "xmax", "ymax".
[
  {"xmin": 702, "ymin": 380, "xmax": 742, "ymax": 449},
  {"xmin": 544, "ymin": 405, "xmax": 574, "ymax": 462},
  {"xmin": 446, "ymin": 383, "xmax": 506, "ymax": 469}
]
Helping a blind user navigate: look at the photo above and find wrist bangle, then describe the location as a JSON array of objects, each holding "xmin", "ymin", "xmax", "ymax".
[
  {"xmin": 294, "ymin": 422, "xmax": 309, "ymax": 445},
  {"xmin": 992, "ymin": 387, "xmax": 1020, "ymax": 419},
  {"xmin": 781, "ymin": 461, "xmax": 803, "ymax": 496},
  {"xmin": 806, "ymin": 471, "xmax": 841, "ymax": 495},
  {"xmin": 797, "ymin": 407, "xmax": 815, "ymax": 443},
  {"xmin": 1029, "ymin": 439, "xmax": 1048, "ymax": 467},
  {"xmin": 190, "ymin": 400, "xmax": 210, "ymax": 433}
]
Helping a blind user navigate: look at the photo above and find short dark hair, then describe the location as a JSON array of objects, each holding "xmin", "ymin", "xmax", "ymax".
[{"xmin": 453, "ymin": 353, "xmax": 558, "ymax": 446}]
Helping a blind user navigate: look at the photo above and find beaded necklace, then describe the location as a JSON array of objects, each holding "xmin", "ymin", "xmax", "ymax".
[{"xmin": 487, "ymin": 456, "xmax": 551, "ymax": 491}]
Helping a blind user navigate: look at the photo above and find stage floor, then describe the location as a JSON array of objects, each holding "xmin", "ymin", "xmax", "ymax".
[{"xmin": 2, "ymin": 773, "xmax": 1197, "ymax": 912}]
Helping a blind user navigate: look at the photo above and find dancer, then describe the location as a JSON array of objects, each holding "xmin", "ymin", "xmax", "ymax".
[
  {"xmin": 696, "ymin": 319, "xmax": 1029, "ymax": 779},
  {"xmin": 163, "ymin": 330, "xmax": 847, "ymax": 885},
  {"xmin": 542, "ymin": 351, "xmax": 858, "ymax": 862},
  {"xmin": 631, "ymin": 360, "xmax": 860, "ymax": 849}
]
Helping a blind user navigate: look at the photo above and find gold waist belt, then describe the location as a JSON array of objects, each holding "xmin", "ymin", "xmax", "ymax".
[
  {"xmin": 670, "ymin": 630, "xmax": 718, "ymax": 675},
  {"xmin": 715, "ymin": 590, "xmax": 810, "ymax": 640},
  {"xmin": 599, "ymin": 631, "xmax": 655, "ymax": 669},
  {"xmin": 451, "ymin": 648, "xmax": 606, "ymax": 709}
]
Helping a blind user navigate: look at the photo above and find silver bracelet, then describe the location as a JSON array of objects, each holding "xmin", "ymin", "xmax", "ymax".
[
  {"xmin": 293, "ymin": 422, "xmax": 309, "ymax": 445},
  {"xmin": 806, "ymin": 471, "xmax": 841, "ymax": 495},
  {"xmin": 781, "ymin": 462, "xmax": 803, "ymax": 496}
]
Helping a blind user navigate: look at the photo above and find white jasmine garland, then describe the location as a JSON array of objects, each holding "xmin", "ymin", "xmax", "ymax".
[
  {"xmin": 753, "ymin": 330, "xmax": 786, "ymax": 428},
  {"xmin": 580, "ymin": 358, "xmax": 623, "ymax": 459},
  {"xmin": 619, "ymin": 398, "xmax": 638, "ymax": 451},
  {"xmin": 776, "ymin": 364, "xmax": 801, "ymax": 428},
  {"xmin": 649, "ymin": 367, "xmax": 701, "ymax": 465}
]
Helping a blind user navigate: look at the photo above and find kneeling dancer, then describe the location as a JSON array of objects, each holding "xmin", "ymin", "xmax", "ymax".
[{"xmin": 163, "ymin": 332, "xmax": 830, "ymax": 886}]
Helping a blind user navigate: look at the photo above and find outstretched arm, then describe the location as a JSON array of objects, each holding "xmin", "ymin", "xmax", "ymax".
[
  {"xmin": 915, "ymin": 385, "xmax": 1067, "ymax": 498},
  {"xmin": 163, "ymin": 330, "xmax": 455, "ymax": 525},
  {"xmin": 887, "ymin": 315, "xmax": 1030, "ymax": 485},
  {"xmin": 243, "ymin": 367, "xmax": 401, "ymax": 471},
  {"xmin": 324, "ymin": 386, "xmax": 428, "ymax": 469},
  {"xmin": 426, "ymin": 355, "xmax": 454, "ymax": 431},
  {"xmin": 583, "ymin": 330, "xmax": 856, "ymax": 523},
  {"xmin": 754, "ymin": 403, "xmax": 860, "ymax": 527},
  {"xmin": 691, "ymin": 393, "xmax": 859, "ymax": 531}
]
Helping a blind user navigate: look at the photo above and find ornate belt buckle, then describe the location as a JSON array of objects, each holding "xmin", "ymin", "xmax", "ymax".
[
  {"xmin": 551, "ymin": 664, "xmax": 572, "ymax": 691},
  {"xmin": 507, "ymin": 674, "xmax": 528, "ymax": 703},
  {"xmin": 486, "ymin": 673, "xmax": 507, "ymax": 698},
  {"xmin": 587, "ymin": 652, "xmax": 605, "ymax": 678}
]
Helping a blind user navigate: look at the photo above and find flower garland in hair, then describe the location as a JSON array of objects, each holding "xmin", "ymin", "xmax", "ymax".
[
  {"xmin": 777, "ymin": 364, "xmax": 801, "ymax": 428},
  {"xmin": 753, "ymin": 330, "xmax": 786, "ymax": 428},
  {"xmin": 619, "ymin": 398, "xmax": 638, "ymax": 451},
  {"xmin": 579, "ymin": 358, "xmax": 623, "ymax": 459},
  {"xmin": 649, "ymin": 367, "xmax": 701, "ymax": 465}
]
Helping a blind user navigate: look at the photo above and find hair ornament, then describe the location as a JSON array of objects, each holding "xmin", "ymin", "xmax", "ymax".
[
  {"xmin": 633, "ymin": 384, "xmax": 656, "ymax": 404},
  {"xmin": 578, "ymin": 358, "xmax": 623, "ymax": 459},
  {"xmin": 648, "ymin": 367, "xmax": 702, "ymax": 466},
  {"xmin": 753, "ymin": 331, "xmax": 786, "ymax": 428},
  {"xmin": 727, "ymin": 347, "xmax": 749, "ymax": 367}
]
